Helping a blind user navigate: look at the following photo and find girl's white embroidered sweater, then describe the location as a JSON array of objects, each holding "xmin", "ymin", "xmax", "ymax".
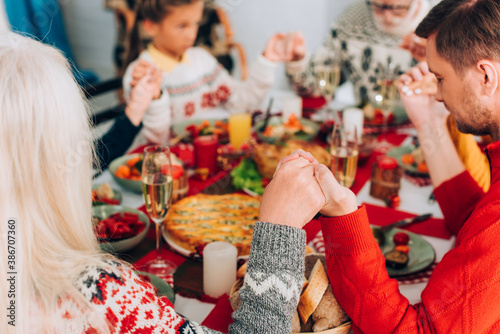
[{"xmin": 123, "ymin": 47, "xmax": 277, "ymax": 148}]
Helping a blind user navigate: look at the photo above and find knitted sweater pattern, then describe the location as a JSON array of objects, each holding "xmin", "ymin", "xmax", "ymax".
[
  {"xmin": 286, "ymin": 1, "xmax": 418, "ymax": 104},
  {"xmin": 52, "ymin": 222, "xmax": 305, "ymax": 333}
]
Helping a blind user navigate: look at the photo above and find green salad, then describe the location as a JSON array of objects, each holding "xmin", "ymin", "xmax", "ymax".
[{"xmin": 231, "ymin": 158, "xmax": 264, "ymax": 195}]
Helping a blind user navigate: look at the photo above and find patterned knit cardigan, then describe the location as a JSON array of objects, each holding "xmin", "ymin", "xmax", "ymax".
[{"xmin": 50, "ymin": 222, "xmax": 305, "ymax": 333}]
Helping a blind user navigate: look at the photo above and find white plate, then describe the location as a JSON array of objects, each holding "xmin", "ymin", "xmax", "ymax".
[
  {"xmin": 162, "ymin": 227, "xmax": 249, "ymax": 260},
  {"xmin": 241, "ymin": 188, "xmax": 260, "ymax": 197}
]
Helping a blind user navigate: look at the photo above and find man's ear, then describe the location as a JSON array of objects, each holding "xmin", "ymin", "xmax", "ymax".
[
  {"xmin": 142, "ymin": 19, "xmax": 158, "ymax": 38},
  {"xmin": 476, "ymin": 60, "xmax": 499, "ymax": 97}
]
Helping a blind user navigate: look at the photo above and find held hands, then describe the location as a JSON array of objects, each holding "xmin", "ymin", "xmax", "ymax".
[
  {"xmin": 259, "ymin": 154, "xmax": 325, "ymax": 229},
  {"xmin": 314, "ymin": 164, "xmax": 358, "ymax": 218},
  {"xmin": 263, "ymin": 32, "xmax": 306, "ymax": 62},
  {"xmin": 125, "ymin": 62, "xmax": 163, "ymax": 126},
  {"xmin": 259, "ymin": 150, "xmax": 358, "ymax": 229},
  {"xmin": 398, "ymin": 62, "xmax": 449, "ymax": 130},
  {"xmin": 278, "ymin": 151, "xmax": 357, "ymax": 217}
]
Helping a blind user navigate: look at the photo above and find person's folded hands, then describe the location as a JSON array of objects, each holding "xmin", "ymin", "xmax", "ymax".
[
  {"xmin": 125, "ymin": 69, "xmax": 162, "ymax": 126},
  {"xmin": 130, "ymin": 60, "xmax": 162, "ymax": 100},
  {"xmin": 398, "ymin": 62, "xmax": 448, "ymax": 130},
  {"xmin": 259, "ymin": 154, "xmax": 324, "ymax": 229},
  {"xmin": 264, "ymin": 32, "xmax": 306, "ymax": 62}
]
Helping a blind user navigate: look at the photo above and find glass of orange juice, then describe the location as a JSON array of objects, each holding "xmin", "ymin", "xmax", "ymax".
[{"xmin": 228, "ymin": 113, "xmax": 251, "ymax": 150}]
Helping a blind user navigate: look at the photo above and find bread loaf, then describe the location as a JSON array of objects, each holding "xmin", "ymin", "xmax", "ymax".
[{"xmin": 297, "ymin": 259, "xmax": 329, "ymax": 323}]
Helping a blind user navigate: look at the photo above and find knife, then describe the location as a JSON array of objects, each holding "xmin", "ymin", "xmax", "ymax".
[
  {"xmin": 258, "ymin": 97, "xmax": 274, "ymax": 133},
  {"xmin": 380, "ymin": 213, "xmax": 432, "ymax": 232}
]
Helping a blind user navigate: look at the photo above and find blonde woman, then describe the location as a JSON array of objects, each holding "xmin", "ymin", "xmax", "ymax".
[{"xmin": 0, "ymin": 32, "xmax": 321, "ymax": 333}]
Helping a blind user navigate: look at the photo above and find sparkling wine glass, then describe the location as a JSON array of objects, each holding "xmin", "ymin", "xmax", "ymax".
[
  {"xmin": 313, "ymin": 50, "xmax": 341, "ymax": 121},
  {"xmin": 374, "ymin": 62, "xmax": 400, "ymax": 153},
  {"xmin": 331, "ymin": 123, "xmax": 359, "ymax": 188},
  {"xmin": 141, "ymin": 145, "xmax": 176, "ymax": 277}
]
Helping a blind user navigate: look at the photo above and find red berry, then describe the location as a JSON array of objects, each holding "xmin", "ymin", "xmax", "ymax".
[{"xmin": 393, "ymin": 232, "xmax": 410, "ymax": 246}]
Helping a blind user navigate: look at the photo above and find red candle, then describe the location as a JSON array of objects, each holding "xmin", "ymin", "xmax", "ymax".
[{"xmin": 194, "ymin": 135, "xmax": 218, "ymax": 174}]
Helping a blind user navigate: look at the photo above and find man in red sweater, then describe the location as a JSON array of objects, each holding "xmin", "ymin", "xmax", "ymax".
[{"xmin": 266, "ymin": 0, "xmax": 500, "ymax": 332}]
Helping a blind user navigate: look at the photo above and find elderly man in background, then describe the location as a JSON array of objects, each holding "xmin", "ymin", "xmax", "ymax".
[
  {"xmin": 279, "ymin": 0, "xmax": 492, "ymax": 192},
  {"xmin": 284, "ymin": 0, "xmax": 432, "ymax": 105}
]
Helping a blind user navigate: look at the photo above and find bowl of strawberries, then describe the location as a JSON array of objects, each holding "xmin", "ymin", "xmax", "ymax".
[{"xmin": 92, "ymin": 205, "xmax": 150, "ymax": 252}]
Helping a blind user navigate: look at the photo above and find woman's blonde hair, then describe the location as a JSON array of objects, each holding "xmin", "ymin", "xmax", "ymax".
[{"xmin": 0, "ymin": 32, "xmax": 115, "ymax": 333}]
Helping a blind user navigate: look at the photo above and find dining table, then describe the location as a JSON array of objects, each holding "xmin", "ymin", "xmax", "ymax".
[{"xmin": 92, "ymin": 84, "xmax": 457, "ymax": 333}]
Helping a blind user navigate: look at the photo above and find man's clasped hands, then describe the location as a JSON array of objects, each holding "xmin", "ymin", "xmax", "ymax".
[{"xmin": 259, "ymin": 150, "xmax": 359, "ymax": 229}]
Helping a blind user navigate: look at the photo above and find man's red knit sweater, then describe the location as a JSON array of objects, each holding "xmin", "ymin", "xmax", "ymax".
[{"xmin": 320, "ymin": 141, "xmax": 500, "ymax": 333}]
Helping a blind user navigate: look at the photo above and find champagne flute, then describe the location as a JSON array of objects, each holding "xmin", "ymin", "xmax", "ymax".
[
  {"xmin": 374, "ymin": 62, "xmax": 400, "ymax": 153},
  {"xmin": 331, "ymin": 123, "xmax": 359, "ymax": 188},
  {"xmin": 141, "ymin": 145, "xmax": 176, "ymax": 277},
  {"xmin": 313, "ymin": 50, "xmax": 341, "ymax": 121}
]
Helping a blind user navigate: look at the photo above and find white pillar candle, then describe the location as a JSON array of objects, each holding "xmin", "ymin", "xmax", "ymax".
[
  {"xmin": 203, "ymin": 241, "xmax": 238, "ymax": 298},
  {"xmin": 343, "ymin": 108, "xmax": 364, "ymax": 142},
  {"xmin": 282, "ymin": 95, "xmax": 303, "ymax": 121}
]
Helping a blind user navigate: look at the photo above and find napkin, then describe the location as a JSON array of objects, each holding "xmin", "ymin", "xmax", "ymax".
[
  {"xmin": 364, "ymin": 203, "xmax": 452, "ymax": 240},
  {"xmin": 201, "ymin": 295, "xmax": 233, "ymax": 333}
]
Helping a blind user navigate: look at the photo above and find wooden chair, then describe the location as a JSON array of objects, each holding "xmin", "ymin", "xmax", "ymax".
[
  {"xmin": 195, "ymin": 5, "xmax": 248, "ymax": 80},
  {"xmin": 84, "ymin": 78, "xmax": 125, "ymax": 126}
]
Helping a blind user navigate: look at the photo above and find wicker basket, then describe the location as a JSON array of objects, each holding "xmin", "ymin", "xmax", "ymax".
[
  {"xmin": 292, "ymin": 321, "xmax": 352, "ymax": 334},
  {"xmin": 229, "ymin": 253, "xmax": 352, "ymax": 334},
  {"xmin": 172, "ymin": 173, "xmax": 189, "ymax": 203}
]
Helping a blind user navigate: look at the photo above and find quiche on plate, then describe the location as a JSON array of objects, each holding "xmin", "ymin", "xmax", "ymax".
[{"xmin": 163, "ymin": 193, "xmax": 260, "ymax": 257}]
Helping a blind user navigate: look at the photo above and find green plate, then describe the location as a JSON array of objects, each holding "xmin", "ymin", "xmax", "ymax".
[
  {"xmin": 134, "ymin": 271, "xmax": 175, "ymax": 304},
  {"xmin": 387, "ymin": 146, "xmax": 429, "ymax": 177},
  {"xmin": 108, "ymin": 153, "xmax": 143, "ymax": 193},
  {"xmin": 92, "ymin": 184, "xmax": 122, "ymax": 206},
  {"xmin": 254, "ymin": 117, "xmax": 319, "ymax": 143},
  {"xmin": 92, "ymin": 205, "xmax": 150, "ymax": 253},
  {"xmin": 374, "ymin": 227, "xmax": 436, "ymax": 277}
]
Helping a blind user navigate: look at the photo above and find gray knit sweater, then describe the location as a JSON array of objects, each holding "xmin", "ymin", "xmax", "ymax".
[
  {"xmin": 167, "ymin": 222, "xmax": 305, "ymax": 333},
  {"xmin": 229, "ymin": 222, "xmax": 306, "ymax": 333}
]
